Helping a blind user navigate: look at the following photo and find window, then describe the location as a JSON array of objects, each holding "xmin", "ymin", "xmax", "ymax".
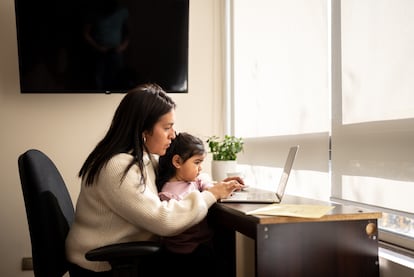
[
  {"xmin": 228, "ymin": 0, "xmax": 414, "ymax": 252},
  {"xmin": 228, "ymin": 0, "xmax": 331, "ymax": 201}
]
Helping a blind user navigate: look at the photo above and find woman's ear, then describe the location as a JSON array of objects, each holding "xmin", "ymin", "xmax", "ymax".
[
  {"xmin": 172, "ymin": 154, "xmax": 182, "ymax": 168},
  {"xmin": 142, "ymin": 131, "xmax": 148, "ymax": 143}
]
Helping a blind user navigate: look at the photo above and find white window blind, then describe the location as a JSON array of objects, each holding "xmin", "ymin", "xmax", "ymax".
[{"xmin": 229, "ymin": 0, "xmax": 330, "ymax": 201}]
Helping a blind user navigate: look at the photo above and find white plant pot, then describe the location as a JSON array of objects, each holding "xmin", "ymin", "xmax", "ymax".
[{"xmin": 211, "ymin": 160, "xmax": 238, "ymax": 182}]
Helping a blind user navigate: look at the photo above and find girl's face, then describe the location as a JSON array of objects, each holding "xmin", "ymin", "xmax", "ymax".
[
  {"xmin": 144, "ymin": 110, "xmax": 176, "ymax": 156},
  {"xmin": 175, "ymin": 153, "xmax": 206, "ymax": 182}
]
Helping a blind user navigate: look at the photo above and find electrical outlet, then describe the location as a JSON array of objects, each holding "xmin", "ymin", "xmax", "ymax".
[{"xmin": 21, "ymin": 257, "xmax": 33, "ymax": 271}]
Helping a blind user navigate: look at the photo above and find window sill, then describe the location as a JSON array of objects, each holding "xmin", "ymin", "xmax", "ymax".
[{"xmin": 379, "ymin": 247, "xmax": 414, "ymax": 270}]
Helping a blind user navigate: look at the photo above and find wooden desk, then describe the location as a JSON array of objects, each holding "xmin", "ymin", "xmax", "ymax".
[{"xmin": 208, "ymin": 194, "xmax": 382, "ymax": 277}]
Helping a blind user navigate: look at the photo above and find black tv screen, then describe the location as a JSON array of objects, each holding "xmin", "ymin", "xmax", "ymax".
[{"xmin": 14, "ymin": 0, "xmax": 189, "ymax": 93}]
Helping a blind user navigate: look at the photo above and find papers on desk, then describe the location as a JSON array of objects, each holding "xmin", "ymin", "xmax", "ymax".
[{"xmin": 245, "ymin": 204, "xmax": 335, "ymax": 218}]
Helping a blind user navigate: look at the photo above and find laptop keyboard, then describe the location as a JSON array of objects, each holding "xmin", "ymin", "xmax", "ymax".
[{"xmin": 231, "ymin": 191, "xmax": 277, "ymax": 201}]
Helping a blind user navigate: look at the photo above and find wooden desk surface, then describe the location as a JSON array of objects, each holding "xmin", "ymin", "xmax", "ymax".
[
  {"xmin": 214, "ymin": 194, "xmax": 382, "ymax": 225},
  {"xmin": 210, "ymin": 194, "xmax": 382, "ymax": 277}
]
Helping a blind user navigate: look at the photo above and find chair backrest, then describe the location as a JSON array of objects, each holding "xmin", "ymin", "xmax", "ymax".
[{"xmin": 18, "ymin": 149, "xmax": 75, "ymax": 277}]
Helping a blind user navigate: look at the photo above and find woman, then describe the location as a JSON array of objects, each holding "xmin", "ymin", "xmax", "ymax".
[{"xmin": 65, "ymin": 83, "xmax": 243, "ymax": 275}]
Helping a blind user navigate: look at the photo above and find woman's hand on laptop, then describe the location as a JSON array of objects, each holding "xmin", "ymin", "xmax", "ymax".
[{"xmin": 207, "ymin": 178, "xmax": 244, "ymax": 200}]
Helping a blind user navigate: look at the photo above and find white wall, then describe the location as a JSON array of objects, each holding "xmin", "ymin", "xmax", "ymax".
[{"xmin": 0, "ymin": 0, "xmax": 224, "ymax": 276}]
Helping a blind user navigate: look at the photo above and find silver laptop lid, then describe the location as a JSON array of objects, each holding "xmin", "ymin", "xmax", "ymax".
[{"xmin": 276, "ymin": 145, "xmax": 299, "ymax": 200}]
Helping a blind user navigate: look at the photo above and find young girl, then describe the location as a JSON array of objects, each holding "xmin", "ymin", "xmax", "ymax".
[{"xmin": 156, "ymin": 132, "xmax": 229, "ymax": 277}]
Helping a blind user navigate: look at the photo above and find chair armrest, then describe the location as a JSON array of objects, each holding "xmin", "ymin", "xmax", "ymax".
[{"xmin": 85, "ymin": 241, "xmax": 161, "ymax": 262}]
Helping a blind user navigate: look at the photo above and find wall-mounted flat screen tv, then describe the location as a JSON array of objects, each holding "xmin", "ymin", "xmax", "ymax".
[{"xmin": 14, "ymin": 0, "xmax": 189, "ymax": 93}]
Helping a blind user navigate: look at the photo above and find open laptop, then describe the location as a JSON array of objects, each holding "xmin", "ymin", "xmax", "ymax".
[{"xmin": 219, "ymin": 145, "xmax": 299, "ymax": 203}]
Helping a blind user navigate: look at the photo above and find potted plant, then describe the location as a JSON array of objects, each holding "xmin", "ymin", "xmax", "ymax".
[{"xmin": 207, "ymin": 135, "xmax": 244, "ymax": 181}]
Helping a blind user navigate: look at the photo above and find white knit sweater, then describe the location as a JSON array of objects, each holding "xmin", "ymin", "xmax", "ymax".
[{"xmin": 65, "ymin": 152, "xmax": 217, "ymax": 272}]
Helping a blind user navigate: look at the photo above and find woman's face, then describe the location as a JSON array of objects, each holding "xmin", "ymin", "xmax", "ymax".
[{"xmin": 144, "ymin": 110, "xmax": 176, "ymax": 156}]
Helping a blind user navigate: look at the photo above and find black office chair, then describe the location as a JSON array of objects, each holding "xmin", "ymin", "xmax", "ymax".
[{"xmin": 18, "ymin": 149, "xmax": 161, "ymax": 277}]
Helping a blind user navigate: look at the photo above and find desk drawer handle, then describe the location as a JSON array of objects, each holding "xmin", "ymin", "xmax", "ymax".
[{"xmin": 366, "ymin": 222, "xmax": 377, "ymax": 239}]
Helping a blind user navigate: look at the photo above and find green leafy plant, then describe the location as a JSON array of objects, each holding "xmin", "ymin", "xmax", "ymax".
[{"xmin": 207, "ymin": 135, "xmax": 244, "ymax": 161}]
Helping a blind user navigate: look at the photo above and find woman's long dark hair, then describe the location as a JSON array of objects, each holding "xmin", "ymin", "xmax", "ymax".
[
  {"xmin": 156, "ymin": 132, "xmax": 205, "ymax": 191},
  {"xmin": 79, "ymin": 83, "xmax": 176, "ymax": 186}
]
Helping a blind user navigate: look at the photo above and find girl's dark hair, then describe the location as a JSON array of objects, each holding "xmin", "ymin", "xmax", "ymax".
[
  {"xmin": 156, "ymin": 132, "xmax": 205, "ymax": 191},
  {"xmin": 79, "ymin": 83, "xmax": 176, "ymax": 187}
]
